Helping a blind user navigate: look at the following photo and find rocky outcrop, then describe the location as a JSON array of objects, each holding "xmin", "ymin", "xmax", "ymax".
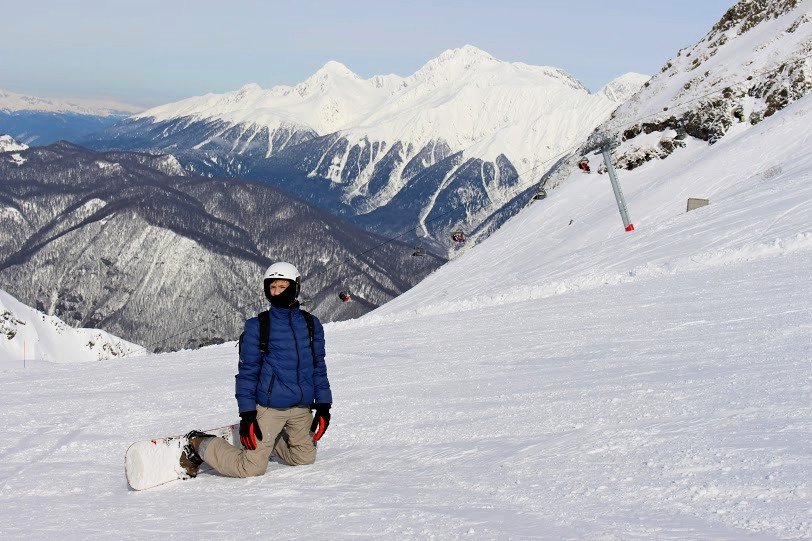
[{"xmin": 595, "ymin": 0, "xmax": 811, "ymax": 170}]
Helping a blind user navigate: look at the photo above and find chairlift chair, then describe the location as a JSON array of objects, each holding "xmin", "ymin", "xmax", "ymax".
[
  {"xmin": 451, "ymin": 230, "xmax": 466, "ymax": 244},
  {"xmin": 338, "ymin": 290, "xmax": 352, "ymax": 303},
  {"xmin": 412, "ymin": 246, "xmax": 425, "ymax": 257},
  {"xmin": 530, "ymin": 186, "xmax": 547, "ymax": 202}
]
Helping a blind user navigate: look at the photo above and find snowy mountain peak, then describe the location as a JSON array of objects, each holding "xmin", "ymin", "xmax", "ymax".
[
  {"xmin": 295, "ymin": 60, "xmax": 362, "ymax": 96},
  {"xmin": 598, "ymin": 72, "xmax": 651, "ymax": 102},
  {"xmin": 0, "ymin": 134, "xmax": 28, "ymax": 153},
  {"xmin": 236, "ymin": 82, "xmax": 262, "ymax": 95},
  {"xmin": 131, "ymin": 45, "xmax": 643, "ymax": 150},
  {"xmin": 434, "ymin": 44, "xmax": 497, "ymax": 65},
  {"xmin": 411, "ymin": 45, "xmax": 499, "ymax": 80},
  {"xmin": 320, "ymin": 59, "xmax": 359, "ymax": 77},
  {"xmin": 112, "ymin": 46, "xmax": 649, "ymax": 228},
  {"xmin": 409, "ymin": 46, "xmax": 590, "ymax": 95}
]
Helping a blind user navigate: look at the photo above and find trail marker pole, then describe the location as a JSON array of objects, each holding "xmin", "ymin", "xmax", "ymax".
[{"xmin": 599, "ymin": 144, "xmax": 635, "ymax": 232}]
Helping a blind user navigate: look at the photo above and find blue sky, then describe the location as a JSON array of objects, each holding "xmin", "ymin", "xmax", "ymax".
[{"xmin": 0, "ymin": 0, "xmax": 734, "ymax": 108}]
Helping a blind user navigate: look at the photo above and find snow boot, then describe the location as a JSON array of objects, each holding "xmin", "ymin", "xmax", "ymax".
[{"xmin": 179, "ymin": 430, "xmax": 214, "ymax": 478}]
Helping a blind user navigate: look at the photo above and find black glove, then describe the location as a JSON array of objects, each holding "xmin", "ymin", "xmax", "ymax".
[
  {"xmin": 239, "ymin": 410, "xmax": 263, "ymax": 450},
  {"xmin": 310, "ymin": 403, "xmax": 331, "ymax": 441}
]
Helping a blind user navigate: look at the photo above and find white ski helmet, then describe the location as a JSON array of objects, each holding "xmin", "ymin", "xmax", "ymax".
[{"xmin": 263, "ymin": 262, "xmax": 301, "ymax": 297}]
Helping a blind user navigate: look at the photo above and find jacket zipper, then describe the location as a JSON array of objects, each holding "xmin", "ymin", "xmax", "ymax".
[{"xmin": 289, "ymin": 310, "xmax": 304, "ymax": 404}]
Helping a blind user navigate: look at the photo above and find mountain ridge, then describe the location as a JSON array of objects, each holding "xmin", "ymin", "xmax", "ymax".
[
  {"xmin": 87, "ymin": 46, "xmax": 648, "ymax": 250},
  {"xmin": 129, "ymin": 45, "xmax": 645, "ymax": 166},
  {"xmin": 0, "ymin": 88, "xmax": 142, "ymax": 116}
]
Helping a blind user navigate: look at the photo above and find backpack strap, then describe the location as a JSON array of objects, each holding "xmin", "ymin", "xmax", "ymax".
[
  {"xmin": 255, "ymin": 309, "xmax": 316, "ymax": 366},
  {"xmin": 300, "ymin": 310, "xmax": 318, "ymax": 368},
  {"xmin": 258, "ymin": 310, "xmax": 270, "ymax": 354}
]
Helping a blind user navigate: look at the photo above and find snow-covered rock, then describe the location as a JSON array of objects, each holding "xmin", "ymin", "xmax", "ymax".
[
  {"xmin": 0, "ymin": 288, "xmax": 143, "ymax": 363},
  {"xmin": 0, "ymin": 134, "xmax": 27, "ymax": 153}
]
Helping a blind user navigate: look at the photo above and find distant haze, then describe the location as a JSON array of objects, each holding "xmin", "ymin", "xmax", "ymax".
[{"xmin": 0, "ymin": 0, "xmax": 733, "ymax": 108}]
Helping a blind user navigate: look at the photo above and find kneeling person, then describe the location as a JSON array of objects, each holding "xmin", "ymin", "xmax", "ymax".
[{"xmin": 182, "ymin": 262, "xmax": 333, "ymax": 478}]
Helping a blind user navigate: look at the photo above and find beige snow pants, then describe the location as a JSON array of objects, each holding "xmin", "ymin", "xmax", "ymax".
[{"xmin": 201, "ymin": 405, "xmax": 316, "ymax": 478}]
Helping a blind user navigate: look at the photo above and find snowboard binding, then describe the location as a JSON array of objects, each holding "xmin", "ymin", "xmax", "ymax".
[{"xmin": 179, "ymin": 430, "xmax": 213, "ymax": 478}]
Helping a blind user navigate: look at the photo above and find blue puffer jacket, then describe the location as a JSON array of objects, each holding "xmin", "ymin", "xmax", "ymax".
[{"xmin": 235, "ymin": 305, "xmax": 332, "ymax": 412}]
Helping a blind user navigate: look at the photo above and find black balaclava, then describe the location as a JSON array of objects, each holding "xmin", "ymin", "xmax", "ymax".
[{"xmin": 266, "ymin": 278, "xmax": 297, "ymax": 308}]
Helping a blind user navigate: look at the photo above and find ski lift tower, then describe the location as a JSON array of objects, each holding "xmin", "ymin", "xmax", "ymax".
[{"xmin": 591, "ymin": 133, "xmax": 635, "ymax": 232}]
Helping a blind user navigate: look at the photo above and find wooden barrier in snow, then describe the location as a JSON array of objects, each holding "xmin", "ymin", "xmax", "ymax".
[{"xmin": 687, "ymin": 198, "xmax": 710, "ymax": 212}]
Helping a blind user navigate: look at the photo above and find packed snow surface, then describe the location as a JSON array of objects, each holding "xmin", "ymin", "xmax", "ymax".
[{"xmin": 0, "ymin": 96, "xmax": 809, "ymax": 538}]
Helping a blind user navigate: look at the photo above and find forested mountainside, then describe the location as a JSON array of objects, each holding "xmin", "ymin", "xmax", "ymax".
[{"xmin": 0, "ymin": 142, "xmax": 442, "ymax": 351}]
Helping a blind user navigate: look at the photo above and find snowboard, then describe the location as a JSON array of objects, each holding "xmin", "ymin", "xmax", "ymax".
[{"xmin": 125, "ymin": 424, "xmax": 240, "ymax": 490}]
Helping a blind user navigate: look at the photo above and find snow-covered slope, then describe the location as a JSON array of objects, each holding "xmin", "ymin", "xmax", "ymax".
[
  {"xmin": 0, "ymin": 83, "xmax": 808, "ymax": 538},
  {"xmin": 361, "ymin": 94, "xmax": 812, "ymax": 325},
  {"xmin": 0, "ymin": 289, "xmax": 142, "ymax": 363}
]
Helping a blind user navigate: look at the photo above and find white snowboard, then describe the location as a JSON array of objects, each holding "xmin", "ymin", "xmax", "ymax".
[{"xmin": 125, "ymin": 424, "xmax": 240, "ymax": 490}]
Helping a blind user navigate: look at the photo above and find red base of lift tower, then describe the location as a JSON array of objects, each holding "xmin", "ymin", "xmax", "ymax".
[{"xmin": 625, "ymin": 224, "xmax": 635, "ymax": 232}]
